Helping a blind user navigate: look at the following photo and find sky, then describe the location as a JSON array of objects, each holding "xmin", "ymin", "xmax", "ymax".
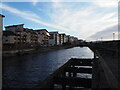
[{"xmin": 0, "ymin": 0, "xmax": 119, "ymax": 41}]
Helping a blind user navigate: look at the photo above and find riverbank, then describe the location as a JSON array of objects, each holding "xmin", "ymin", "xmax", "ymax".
[{"xmin": 2, "ymin": 45, "xmax": 78, "ymax": 57}]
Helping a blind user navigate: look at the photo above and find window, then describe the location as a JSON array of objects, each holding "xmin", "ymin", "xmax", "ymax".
[{"xmin": 50, "ymin": 34, "xmax": 54, "ymax": 39}]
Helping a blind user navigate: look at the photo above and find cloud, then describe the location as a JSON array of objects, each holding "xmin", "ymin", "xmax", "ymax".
[
  {"xmin": 48, "ymin": 2, "xmax": 117, "ymax": 39},
  {"xmin": 31, "ymin": 0, "xmax": 38, "ymax": 6},
  {"xmin": 91, "ymin": 0, "xmax": 118, "ymax": 8},
  {"xmin": 0, "ymin": 3, "xmax": 69, "ymax": 31},
  {"xmin": 89, "ymin": 24, "xmax": 118, "ymax": 40},
  {"xmin": 0, "ymin": 2, "xmax": 118, "ymax": 40},
  {"xmin": 0, "ymin": 3, "xmax": 40, "ymax": 19}
]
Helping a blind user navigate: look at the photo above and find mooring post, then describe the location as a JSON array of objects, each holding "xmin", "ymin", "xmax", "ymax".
[
  {"xmin": 68, "ymin": 71, "xmax": 71, "ymax": 77},
  {"xmin": 94, "ymin": 51, "xmax": 96, "ymax": 59},
  {"xmin": 62, "ymin": 69, "xmax": 66, "ymax": 89},
  {"xmin": 62, "ymin": 84, "xmax": 66, "ymax": 90},
  {"xmin": 73, "ymin": 73, "xmax": 77, "ymax": 77}
]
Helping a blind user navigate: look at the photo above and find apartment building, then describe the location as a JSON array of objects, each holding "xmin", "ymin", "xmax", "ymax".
[
  {"xmin": 34, "ymin": 29, "xmax": 50, "ymax": 46},
  {"xmin": 3, "ymin": 24, "xmax": 39, "ymax": 48},
  {"xmin": 66, "ymin": 35, "xmax": 78, "ymax": 44},
  {"xmin": 61, "ymin": 33, "xmax": 67, "ymax": 44},
  {"xmin": 59, "ymin": 34, "xmax": 63, "ymax": 45},
  {"xmin": 49, "ymin": 32, "xmax": 60, "ymax": 46},
  {"xmin": 3, "ymin": 23, "xmax": 78, "ymax": 49},
  {"xmin": 66, "ymin": 35, "xmax": 70, "ymax": 43},
  {"xmin": 3, "ymin": 31, "xmax": 17, "ymax": 49},
  {"xmin": 5, "ymin": 24, "xmax": 24, "ymax": 33}
]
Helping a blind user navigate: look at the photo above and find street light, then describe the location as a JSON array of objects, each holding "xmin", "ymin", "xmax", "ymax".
[
  {"xmin": 101, "ymin": 37, "xmax": 103, "ymax": 41},
  {"xmin": 113, "ymin": 32, "xmax": 115, "ymax": 40}
]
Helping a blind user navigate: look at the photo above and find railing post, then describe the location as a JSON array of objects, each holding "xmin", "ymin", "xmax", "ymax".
[{"xmin": 94, "ymin": 51, "xmax": 96, "ymax": 59}]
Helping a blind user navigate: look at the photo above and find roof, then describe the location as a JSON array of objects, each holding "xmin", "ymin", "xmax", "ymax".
[
  {"xmin": 60, "ymin": 33, "xmax": 66, "ymax": 35},
  {"xmin": 49, "ymin": 32, "xmax": 59, "ymax": 34},
  {"xmin": 5, "ymin": 24, "xmax": 24, "ymax": 28},
  {"xmin": 0, "ymin": 14, "xmax": 5, "ymax": 17},
  {"xmin": 3, "ymin": 31, "xmax": 16, "ymax": 36},
  {"xmin": 34, "ymin": 29, "xmax": 49, "ymax": 32}
]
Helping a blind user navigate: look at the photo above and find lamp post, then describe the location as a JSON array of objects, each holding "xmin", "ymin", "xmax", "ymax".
[
  {"xmin": 113, "ymin": 32, "xmax": 115, "ymax": 40},
  {"xmin": 101, "ymin": 37, "xmax": 103, "ymax": 41}
]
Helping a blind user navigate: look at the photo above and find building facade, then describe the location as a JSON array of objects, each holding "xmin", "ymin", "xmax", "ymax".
[
  {"xmin": 59, "ymin": 34, "xmax": 63, "ymax": 45},
  {"xmin": 34, "ymin": 29, "xmax": 50, "ymax": 46},
  {"xmin": 5, "ymin": 24, "xmax": 24, "ymax": 33},
  {"xmin": 3, "ymin": 23, "xmax": 79, "ymax": 49},
  {"xmin": 3, "ymin": 31, "xmax": 17, "ymax": 49},
  {"xmin": 49, "ymin": 32, "xmax": 60, "ymax": 46},
  {"xmin": 61, "ymin": 33, "xmax": 67, "ymax": 44}
]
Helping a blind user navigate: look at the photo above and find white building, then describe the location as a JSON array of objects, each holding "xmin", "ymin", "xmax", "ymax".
[
  {"xmin": 49, "ymin": 32, "xmax": 60, "ymax": 46},
  {"xmin": 59, "ymin": 34, "xmax": 63, "ymax": 45},
  {"xmin": 61, "ymin": 33, "xmax": 67, "ymax": 44}
]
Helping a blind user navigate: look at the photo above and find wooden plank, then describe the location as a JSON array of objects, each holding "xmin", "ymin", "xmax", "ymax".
[
  {"xmin": 70, "ymin": 58, "xmax": 93, "ymax": 62},
  {"xmin": 65, "ymin": 67, "xmax": 92, "ymax": 74},
  {"xmin": 69, "ymin": 58, "xmax": 93, "ymax": 66},
  {"xmin": 70, "ymin": 61, "xmax": 92, "ymax": 66},
  {"xmin": 35, "ymin": 58, "xmax": 93, "ymax": 88},
  {"xmin": 54, "ymin": 77, "xmax": 91, "ymax": 88}
]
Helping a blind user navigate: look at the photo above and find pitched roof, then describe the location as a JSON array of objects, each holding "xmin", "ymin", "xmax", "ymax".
[
  {"xmin": 5, "ymin": 24, "xmax": 24, "ymax": 28},
  {"xmin": 34, "ymin": 29, "xmax": 49, "ymax": 32}
]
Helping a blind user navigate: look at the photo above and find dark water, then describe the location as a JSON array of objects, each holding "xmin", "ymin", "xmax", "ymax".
[{"xmin": 3, "ymin": 47, "xmax": 93, "ymax": 88}]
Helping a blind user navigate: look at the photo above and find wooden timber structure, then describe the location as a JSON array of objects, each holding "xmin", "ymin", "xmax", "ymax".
[
  {"xmin": 35, "ymin": 41, "xmax": 119, "ymax": 89},
  {"xmin": 35, "ymin": 58, "xmax": 94, "ymax": 89}
]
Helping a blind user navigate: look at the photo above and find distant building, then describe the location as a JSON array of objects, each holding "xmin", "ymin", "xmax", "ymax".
[
  {"xmin": 62, "ymin": 34, "xmax": 67, "ymax": 43},
  {"xmin": 3, "ymin": 23, "xmax": 79, "ymax": 49},
  {"xmin": 34, "ymin": 30, "xmax": 44, "ymax": 45},
  {"xmin": 34, "ymin": 29, "xmax": 50, "ymax": 46},
  {"xmin": 59, "ymin": 34, "xmax": 63, "ymax": 45},
  {"xmin": 4, "ymin": 24, "xmax": 38, "ymax": 47},
  {"xmin": 66, "ymin": 35, "xmax": 78, "ymax": 44},
  {"xmin": 73, "ymin": 37, "xmax": 78, "ymax": 42},
  {"xmin": 69, "ymin": 36, "xmax": 74, "ymax": 44},
  {"xmin": 49, "ymin": 32, "xmax": 60, "ymax": 46},
  {"xmin": 66, "ymin": 35, "xmax": 70, "ymax": 43},
  {"xmin": 5, "ymin": 24, "xmax": 24, "ymax": 33},
  {"xmin": 59, "ymin": 33, "xmax": 67, "ymax": 45},
  {"xmin": 3, "ymin": 31, "xmax": 17, "ymax": 48}
]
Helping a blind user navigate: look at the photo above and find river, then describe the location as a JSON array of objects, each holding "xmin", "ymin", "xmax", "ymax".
[{"xmin": 3, "ymin": 47, "xmax": 94, "ymax": 88}]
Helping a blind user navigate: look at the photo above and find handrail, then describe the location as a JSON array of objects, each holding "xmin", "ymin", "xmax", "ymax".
[{"xmin": 95, "ymin": 50, "xmax": 118, "ymax": 88}]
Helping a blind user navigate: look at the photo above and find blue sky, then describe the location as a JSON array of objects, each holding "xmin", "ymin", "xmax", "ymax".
[{"xmin": 0, "ymin": 0, "xmax": 118, "ymax": 41}]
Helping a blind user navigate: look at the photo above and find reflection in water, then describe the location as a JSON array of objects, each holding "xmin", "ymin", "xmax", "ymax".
[{"xmin": 3, "ymin": 47, "xmax": 93, "ymax": 88}]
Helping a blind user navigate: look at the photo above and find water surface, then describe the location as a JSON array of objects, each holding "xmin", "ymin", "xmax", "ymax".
[{"xmin": 3, "ymin": 47, "xmax": 93, "ymax": 88}]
